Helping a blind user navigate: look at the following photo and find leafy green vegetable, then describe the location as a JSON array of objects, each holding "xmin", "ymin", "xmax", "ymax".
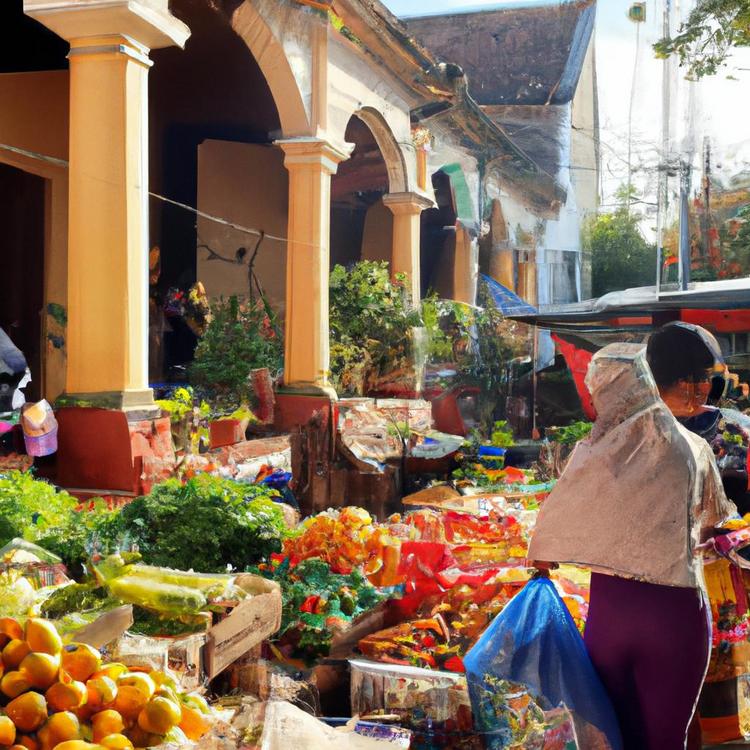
[
  {"xmin": 0, "ymin": 472, "xmax": 119, "ymax": 573},
  {"xmin": 547, "ymin": 421, "xmax": 593, "ymax": 446},
  {"xmin": 116, "ymin": 475, "xmax": 288, "ymax": 572}
]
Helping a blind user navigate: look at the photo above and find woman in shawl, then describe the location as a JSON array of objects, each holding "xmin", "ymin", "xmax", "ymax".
[{"xmin": 528, "ymin": 343, "xmax": 736, "ymax": 750}]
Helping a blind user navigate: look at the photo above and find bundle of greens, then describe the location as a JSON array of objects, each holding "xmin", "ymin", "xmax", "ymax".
[
  {"xmin": 116, "ymin": 475, "xmax": 288, "ymax": 572},
  {"xmin": 252, "ymin": 558, "xmax": 385, "ymax": 664},
  {"xmin": 0, "ymin": 471, "xmax": 119, "ymax": 573}
]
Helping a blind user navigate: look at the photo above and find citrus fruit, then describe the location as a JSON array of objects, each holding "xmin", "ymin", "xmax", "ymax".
[
  {"xmin": 24, "ymin": 620, "xmax": 62, "ymax": 657},
  {"xmin": 0, "ymin": 618, "xmax": 24, "ymax": 641},
  {"xmin": 90, "ymin": 665, "xmax": 127, "ymax": 683},
  {"xmin": 38, "ymin": 711, "xmax": 80, "ymax": 749},
  {"xmin": 178, "ymin": 704, "xmax": 211, "ymax": 740},
  {"xmin": 115, "ymin": 674, "xmax": 154, "ymax": 700},
  {"xmin": 0, "ymin": 714, "xmax": 17, "ymax": 745},
  {"xmin": 17, "ymin": 734, "xmax": 40, "ymax": 750},
  {"xmin": 4, "ymin": 640, "xmax": 32, "ymax": 670},
  {"xmin": 86, "ymin": 677, "xmax": 117, "ymax": 711},
  {"xmin": 98, "ymin": 735, "xmax": 133, "ymax": 750},
  {"xmin": 6, "ymin": 691, "xmax": 48, "ymax": 733},
  {"xmin": 61, "ymin": 646, "xmax": 101, "ymax": 683},
  {"xmin": 136, "ymin": 697, "xmax": 181, "ymax": 735},
  {"xmin": 47, "ymin": 676, "xmax": 88, "ymax": 711},
  {"xmin": 91, "ymin": 711, "xmax": 125, "ymax": 743},
  {"xmin": 111, "ymin": 687, "xmax": 147, "ymax": 722},
  {"xmin": 2, "ymin": 670, "xmax": 32, "ymax": 698},
  {"xmin": 20, "ymin": 653, "xmax": 60, "ymax": 690}
]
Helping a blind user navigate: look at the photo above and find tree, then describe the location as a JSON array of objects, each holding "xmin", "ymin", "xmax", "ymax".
[
  {"xmin": 654, "ymin": 0, "xmax": 750, "ymax": 79},
  {"xmin": 587, "ymin": 201, "xmax": 657, "ymax": 298}
]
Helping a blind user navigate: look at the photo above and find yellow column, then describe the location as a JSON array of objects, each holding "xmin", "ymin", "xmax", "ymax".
[
  {"xmin": 24, "ymin": 1, "xmax": 189, "ymax": 411},
  {"xmin": 382, "ymin": 192, "xmax": 433, "ymax": 304},
  {"xmin": 277, "ymin": 138, "xmax": 350, "ymax": 395}
]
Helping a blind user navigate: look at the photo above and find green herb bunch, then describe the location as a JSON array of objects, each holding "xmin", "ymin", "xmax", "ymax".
[{"xmin": 116, "ymin": 475, "xmax": 287, "ymax": 572}]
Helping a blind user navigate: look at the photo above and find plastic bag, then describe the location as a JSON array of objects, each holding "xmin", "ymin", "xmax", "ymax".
[{"xmin": 464, "ymin": 576, "xmax": 622, "ymax": 750}]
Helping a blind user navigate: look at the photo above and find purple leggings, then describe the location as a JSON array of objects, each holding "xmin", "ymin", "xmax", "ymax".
[{"xmin": 584, "ymin": 573, "xmax": 710, "ymax": 750}]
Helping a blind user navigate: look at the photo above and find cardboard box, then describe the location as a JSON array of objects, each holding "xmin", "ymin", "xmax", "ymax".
[{"xmin": 204, "ymin": 573, "xmax": 282, "ymax": 680}]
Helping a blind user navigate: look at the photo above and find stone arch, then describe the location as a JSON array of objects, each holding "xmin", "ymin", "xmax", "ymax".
[
  {"xmin": 354, "ymin": 106, "xmax": 409, "ymax": 193},
  {"xmin": 229, "ymin": 0, "xmax": 312, "ymax": 136}
]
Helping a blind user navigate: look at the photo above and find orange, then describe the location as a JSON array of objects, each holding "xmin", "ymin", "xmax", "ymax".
[
  {"xmin": 91, "ymin": 711, "xmax": 124, "ymax": 743},
  {"xmin": 17, "ymin": 734, "xmax": 40, "ymax": 750},
  {"xmin": 2, "ymin": 670, "xmax": 32, "ymax": 698},
  {"xmin": 111, "ymin": 687, "xmax": 147, "ymax": 723},
  {"xmin": 38, "ymin": 712, "xmax": 80, "ymax": 750},
  {"xmin": 24, "ymin": 620, "xmax": 62, "ymax": 657},
  {"xmin": 6, "ymin": 691, "xmax": 48, "ymax": 733},
  {"xmin": 50, "ymin": 743, "xmax": 100, "ymax": 750},
  {"xmin": 0, "ymin": 618, "xmax": 24, "ymax": 641},
  {"xmin": 20, "ymin": 653, "xmax": 60, "ymax": 690},
  {"xmin": 0, "ymin": 714, "xmax": 17, "ymax": 745},
  {"xmin": 122, "ymin": 726, "xmax": 159, "ymax": 749},
  {"xmin": 90, "ymin": 665, "xmax": 127, "ymax": 683},
  {"xmin": 115, "ymin": 675, "xmax": 153, "ymax": 701},
  {"xmin": 47, "ymin": 676, "xmax": 88, "ymax": 712},
  {"xmin": 0, "ymin": 633, "xmax": 11, "ymax": 651},
  {"xmin": 178, "ymin": 704, "xmax": 211, "ymax": 741},
  {"xmin": 4, "ymin": 640, "xmax": 32, "ymax": 670},
  {"xmin": 60, "ymin": 646, "xmax": 101, "ymax": 683},
  {"xmin": 136, "ymin": 697, "xmax": 181, "ymax": 736},
  {"xmin": 98, "ymin": 735, "xmax": 133, "ymax": 750},
  {"xmin": 85, "ymin": 677, "xmax": 116, "ymax": 711}
]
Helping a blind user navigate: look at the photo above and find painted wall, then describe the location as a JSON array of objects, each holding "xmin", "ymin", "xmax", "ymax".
[
  {"xmin": 196, "ymin": 140, "xmax": 288, "ymax": 318},
  {"xmin": 0, "ymin": 71, "xmax": 69, "ymax": 401},
  {"xmin": 361, "ymin": 199, "xmax": 393, "ymax": 263}
]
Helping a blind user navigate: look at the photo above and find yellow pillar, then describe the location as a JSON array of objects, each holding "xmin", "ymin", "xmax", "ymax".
[
  {"xmin": 277, "ymin": 138, "xmax": 350, "ymax": 395},
  {"xmin": 382, "ymin": 192, "xmax": 433, "ymax": 304},
  {"xmin": 24, "ymin": 1, "xmax": 188, "ymax": 411}
]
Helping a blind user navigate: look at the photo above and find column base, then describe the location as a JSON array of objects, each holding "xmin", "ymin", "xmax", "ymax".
[
  {"xmin": 56, "ymin": 388, "xmax": 159, "ymax": 421},
  {"xmin": 277, "ymin": 383, "xmax": 339, "ymax": 401}
]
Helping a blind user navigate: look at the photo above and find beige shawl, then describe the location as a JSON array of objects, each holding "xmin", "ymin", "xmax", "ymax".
[{"xmin": 528, "ymin": 343, "xmax": 735, "ymax": 588}]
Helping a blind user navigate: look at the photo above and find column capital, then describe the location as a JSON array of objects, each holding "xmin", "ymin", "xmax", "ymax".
[
  {"xmin": 23, "ymin": 0, "xmax": 190, "ymax": 50},
  {"xmin": 276, "ymin": 137, "xmax": 353, "ymax": 175},
  {"xmin": 382, "ymin": 191, "xmax": 435, "ymax": 215}
]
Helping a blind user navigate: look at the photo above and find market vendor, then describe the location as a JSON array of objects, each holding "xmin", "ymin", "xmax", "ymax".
[
  {"xmin": 528, "ymin": 343, "xmax": 736, "ymax": 750},
  {"xmin": 646, "ymin": 322, "xmax": 750, "ymax": 515}
]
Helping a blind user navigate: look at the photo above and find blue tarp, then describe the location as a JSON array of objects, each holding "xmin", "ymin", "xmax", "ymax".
[{"xmin": 481, "ymin": 274, "xmax": 537, "ymax": 316}]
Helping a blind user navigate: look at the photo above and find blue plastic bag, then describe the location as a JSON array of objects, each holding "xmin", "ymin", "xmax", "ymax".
[{"xmin": 464, "ymin": 576, "xmax": 622, "ymax": 749}]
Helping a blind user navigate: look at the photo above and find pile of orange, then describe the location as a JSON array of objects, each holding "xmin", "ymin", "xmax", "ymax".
[{"xmin": 0, "ymin": 617, "xmax": 212, "ymax": 750}]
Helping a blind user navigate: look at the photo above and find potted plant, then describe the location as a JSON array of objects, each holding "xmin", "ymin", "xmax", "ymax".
[{"xmin": 189, "ymin": 295, "xmax": 283, "ymax": 446}]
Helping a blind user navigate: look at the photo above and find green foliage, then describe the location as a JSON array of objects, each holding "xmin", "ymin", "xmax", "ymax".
[
  {"xmin": 547, "ymin": 421, "xmax": 593, "ymax": 446},
  {"xmin": 587, "ymin": 201, "xmax": 657, "ymax": 297},
  {"xmin": 654, "ymin": 0, "xmax": 750, "ymax": 79},
  {"xmin": 0, "ymin": 472, "xmax": 119, "ymax": 573},
  {"xmin": 155, "ymin": 386, "xmax": 203, "ymax": 422},
  {"xmin": 116, "ymin": 475, "xmax": 287, "ymax": 572},
  {"xmin": 189, "ymin": 296, "xmax": 282, "ymax": 408},
  {"xmin": 490, "ymin": 420, "xmax": 515, "ymax": 448},
  {"xmin": 328, "ymin": 262, "xmax": 423, "ymax": 395}
]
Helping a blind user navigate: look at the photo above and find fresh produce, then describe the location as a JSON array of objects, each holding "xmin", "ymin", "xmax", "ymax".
[
  {"xmin": 283, "ymin": 507, "xmax": 398, "ymax": 578},
  {"xmin": 115, "ymin": 475, "xmax": 288, "ymax": 572},
  {"xmin": 252, "ymin": 558, "xmax": 385, "ymax": 664},
  {"xmin": 0, "ymin": 617, "xmax": 214, "ymax": 749}
]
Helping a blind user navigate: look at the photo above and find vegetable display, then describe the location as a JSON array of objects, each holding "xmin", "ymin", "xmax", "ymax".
[{"xmin": 115, "ymin": 475, "xmax": 287, "ymax": 572}]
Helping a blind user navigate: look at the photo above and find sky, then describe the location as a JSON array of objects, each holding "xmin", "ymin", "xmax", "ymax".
[{"xmin": 382, "ymin": 0, "xmax": 750, "ymax": 231}]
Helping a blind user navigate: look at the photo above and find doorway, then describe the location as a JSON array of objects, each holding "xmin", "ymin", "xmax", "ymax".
[{"xmin": 0, "ymin": 163, "xmax": 45, "ymax": 401}]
